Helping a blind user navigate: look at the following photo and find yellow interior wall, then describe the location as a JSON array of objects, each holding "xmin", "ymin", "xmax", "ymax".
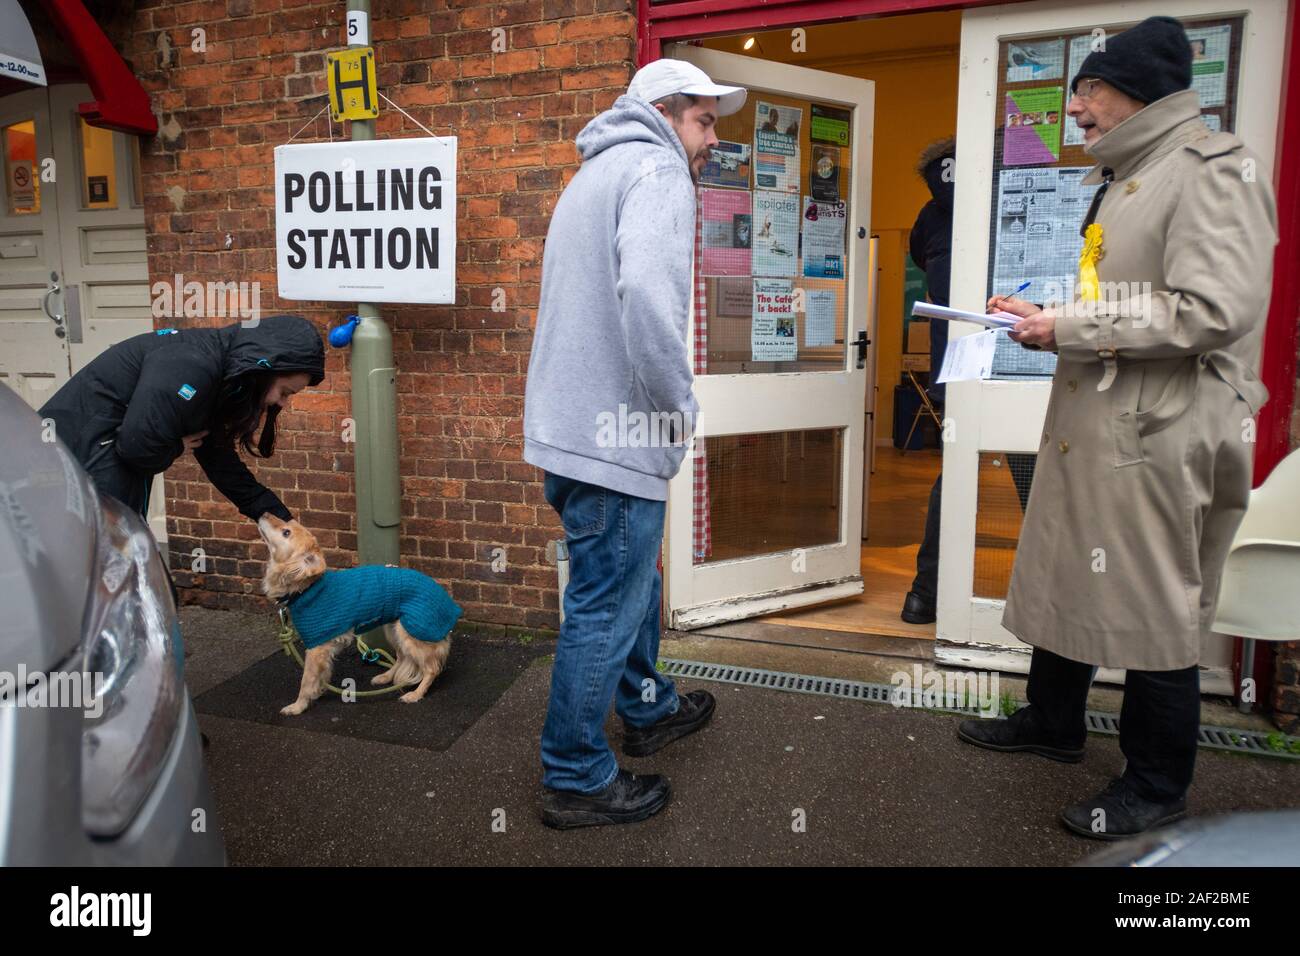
[{"xmin": 841, "ymin": 52, "xmax": 958, "ymax": 444}]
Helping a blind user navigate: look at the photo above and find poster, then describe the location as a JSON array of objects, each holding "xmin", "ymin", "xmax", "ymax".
[
  {"xmin": 275, "ymin": 137, "xmax": 457, "ymax": 304},
  {"xmin": 699, "ymin": 188, "xmax": 752, "ymax": 276},
  {"xmin": 1186, "ymin": 24, "xmax": 1231, "ymax": 108},
  {"xmin": 7, "ymin": 160, "xmax": 34, "ymax": 213},
  {"xmin": 701, "ymin": 140, "xmax": 751, "ymax": 189},
  {"xmin": 1003, "ymin": 86, "xmax": 1063, "ymax": 165},
  {"xmin": 753, "ymin": 279, "xmax": 797, "ymax": 361},
  {"xmin": 1063, "ymin": 35, "xmax": 1094, "ymax": 147},
  {"xmin": 809, "ymin": 145, "xmax": 840, "ymax": 200},
  {"xmin": 991, "ymin": 166, "xmax": 1098, "ymax": 304},
  {"xmin": 811, "ymin": 103, "xmax": 850, "ymax": 146},
  {"xmin": 755, "ymin": 100, "xmax": 801, "ymax": 193},
  {"xmin": 751, "ymin": 190, "xmax": 799, "ymax": 277},
  {"xmin": 801, "ymin": 197, "xmax": 846, "ymax": 279},
  {"xmin": 1006, "ymin": 39, "xmax": 1065, "ymax": 83},
  {"xmin": 715, "ymin": 277, "xmax": 752, "ymax": 316},
  {"xmin": 804, "ymin": 288, "xmax": 837, "ymax": 347}
]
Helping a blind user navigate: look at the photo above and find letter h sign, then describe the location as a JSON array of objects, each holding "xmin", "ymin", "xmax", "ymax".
[{"xmin": 327, "ymin": 47, "xmax": 379, "ymax": 122}]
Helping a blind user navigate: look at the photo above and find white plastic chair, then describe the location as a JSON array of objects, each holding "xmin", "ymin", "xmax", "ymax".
[{"xmin": 1212, "ymin": 446, "xmax": 1300, "ymax": 642}]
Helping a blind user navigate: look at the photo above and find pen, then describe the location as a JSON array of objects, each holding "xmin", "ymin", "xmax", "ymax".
[{"xmin": 989, "ymin": 280, "xmax": 1031, "ymax": 314}]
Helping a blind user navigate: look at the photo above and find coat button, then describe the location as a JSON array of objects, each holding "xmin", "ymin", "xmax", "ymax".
[
  {"xmin": 1058, "ymin": 440, "xmax": 1069, "ymax": 453},
  {"xmin": 1043, "ymin": 431, "xmax": 1050, "ymax": 443},
  {"xmin": 1067, "ymin": 379, "xmax": 1078, "ymax": 391}
]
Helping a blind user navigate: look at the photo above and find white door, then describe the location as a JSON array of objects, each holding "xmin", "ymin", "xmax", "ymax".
[
  {"xmin": 937, "ymin": 0, "xmax": 1288, "ymax": 694},
  {"xmin": 663, "ymin": 44, "xmax": 875, "ymax": 629},
  {"xmin": 0, "ymin": 84, "xmax": 161, "ymax": 538},
  {"xmin": 0, "ymin": 87, "xmax": 67, "ymax": 408}
]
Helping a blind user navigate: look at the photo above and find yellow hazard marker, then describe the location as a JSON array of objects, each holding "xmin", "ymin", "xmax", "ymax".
[{"xmin": 327, "ymin": 46, "xmax": 379, "ymax": 122}]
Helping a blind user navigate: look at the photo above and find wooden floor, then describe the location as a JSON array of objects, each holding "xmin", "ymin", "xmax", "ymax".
[{"xmin": 760, "ymin": 446, "xmax": 942, "ymax": 639}]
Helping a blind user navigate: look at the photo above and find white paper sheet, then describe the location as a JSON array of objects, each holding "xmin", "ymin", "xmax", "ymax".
[
  {"xmin": 936, "ymin": 329, "xmax": 999, "ymax": 384},
  {"xmin": 911, "ymin": 301, "xmax": 1019, "ymax": 329}
]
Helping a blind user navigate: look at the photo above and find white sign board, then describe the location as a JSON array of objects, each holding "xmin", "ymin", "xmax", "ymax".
[{"xmin": 274, "ymin": 137, "xmax": 456, "ymax": 304}]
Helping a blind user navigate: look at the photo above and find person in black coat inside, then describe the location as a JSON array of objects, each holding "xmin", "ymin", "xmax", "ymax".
[
  {"xmin": 901, "ymin": 138, "xmax": 955, "ymax": 625},
  {"xmin": 39, "ymin": 314, "xmax": 326, "ymax": 524}
]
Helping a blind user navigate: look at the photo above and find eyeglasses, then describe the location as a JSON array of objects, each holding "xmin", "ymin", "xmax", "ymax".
[{"xmin": 1074, "ymin": 78, "xmax": 1104, "ymax": 102}]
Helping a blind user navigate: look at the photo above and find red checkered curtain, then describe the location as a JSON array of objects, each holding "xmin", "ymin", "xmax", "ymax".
[{"xmin": 692, "ymin": 188, "xmax": 712, "ymax": 562}]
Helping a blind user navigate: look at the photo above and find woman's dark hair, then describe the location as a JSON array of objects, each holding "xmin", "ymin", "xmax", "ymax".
[{"xmin": 211, "ymin": 370, "xmax": 280, "ymax": 458}]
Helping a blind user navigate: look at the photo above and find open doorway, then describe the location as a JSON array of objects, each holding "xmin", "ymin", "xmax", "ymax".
[{"xmin": 687, "ymin": 11, "xmax": 961, "ymax": 646}]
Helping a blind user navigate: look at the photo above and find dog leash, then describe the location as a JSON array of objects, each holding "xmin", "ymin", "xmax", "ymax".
[{"xmin": 275, "ymin": 606, "xmax": 408, "ymax": 698}]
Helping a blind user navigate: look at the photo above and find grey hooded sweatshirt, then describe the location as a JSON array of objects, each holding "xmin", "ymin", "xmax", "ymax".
[{"xmin": 523, "ymin": 94, "xmax": 699, "ymax": 501}]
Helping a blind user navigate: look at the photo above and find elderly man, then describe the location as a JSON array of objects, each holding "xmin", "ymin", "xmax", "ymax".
[
  {"xmin": 523, "ymin": 61, "xmax": 746, "ymax": 828},
  {"xmin": 958, "ymin": 17, "xmax": 1277, "ymax": 839}
]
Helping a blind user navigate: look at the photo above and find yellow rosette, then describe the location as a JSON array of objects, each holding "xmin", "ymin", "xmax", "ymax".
[{"xmin": 1078, "ymin": 223, "xmax": 1104, "ymax": 302}]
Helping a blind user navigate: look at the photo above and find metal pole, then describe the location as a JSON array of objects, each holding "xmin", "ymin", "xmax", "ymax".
[{"xmin": 347, "ymin": 0, "xmax": 400, "ymax": 652}]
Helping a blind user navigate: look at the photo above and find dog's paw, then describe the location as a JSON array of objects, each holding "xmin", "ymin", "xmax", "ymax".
[
  {"xmin": 371, "ymin": 672, "xmax": 394, "ymax": 686},
  {"xmin": 280, "ymin": 702, "xmax": 308, "ymax": 716},
  {"xmin": 398, "ymin": 691, "xmax": 424, "ymax": 704}
]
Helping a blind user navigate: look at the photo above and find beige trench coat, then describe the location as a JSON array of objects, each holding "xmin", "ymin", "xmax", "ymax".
[{"xmin": 1001, "ymin": 90, "xmax": 1278, "ymax": 671}]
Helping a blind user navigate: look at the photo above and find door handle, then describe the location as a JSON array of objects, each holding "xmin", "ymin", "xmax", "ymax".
[
  {"xmin": 42, "ymin": 285, "xmax": 62, "ymax": 321},
  {"xmin": 854, "ymin": 330, "xmax": 870, "ymax": 369},
  {"xmin": 42, "ymin": 272, "xmax": 67, "ymax": 339}
]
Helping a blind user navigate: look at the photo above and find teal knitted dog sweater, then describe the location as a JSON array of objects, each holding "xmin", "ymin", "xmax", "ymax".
[{"xmin": 287, "ymin": 566, "xmax": 462, "ymax": 649}]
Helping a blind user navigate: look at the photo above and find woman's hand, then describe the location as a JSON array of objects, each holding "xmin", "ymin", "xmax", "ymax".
[{"xmin": 182, "ymin": 430, "xmax": 209, "ymax": 452}]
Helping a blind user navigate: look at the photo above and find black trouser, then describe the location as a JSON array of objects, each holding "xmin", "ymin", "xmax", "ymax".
[
  {"xmin": 1028, "ymin": 646, "xmax": 1200, "ymax": 803},
  {"xmin": 910, "ymin": 453, "xmax": 1038, "ymax": 604},
  {"xmin": 911, "ymin": 472, "xmax": 943, "ymax": 604},
  {"xmin": 83, "ymin": 440, "xmax": 151, "ymax": 518}
]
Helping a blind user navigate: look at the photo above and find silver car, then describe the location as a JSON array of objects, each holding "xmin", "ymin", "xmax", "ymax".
[{"xmin": 0, "ymin": 383, "xmax": 224, "ymax": 865}]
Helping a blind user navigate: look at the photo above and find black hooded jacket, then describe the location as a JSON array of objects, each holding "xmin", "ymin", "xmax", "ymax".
[
  {"xmin": 909, "ymin": 154, "xmax": 955, "ymax": 403},
  {"xmin": 39, "ymin": 315, "xmax": 325, "ymax": 521}
]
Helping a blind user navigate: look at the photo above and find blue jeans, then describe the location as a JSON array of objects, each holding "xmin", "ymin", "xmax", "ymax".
[{"xmin": 541, "ymin": 472, "xmax": 679, "ymax": 793}]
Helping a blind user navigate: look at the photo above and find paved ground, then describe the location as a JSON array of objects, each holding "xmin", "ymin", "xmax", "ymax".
[{"xmin": 182, "ymin": 605, "xmax": 1300, "ymax": 866}]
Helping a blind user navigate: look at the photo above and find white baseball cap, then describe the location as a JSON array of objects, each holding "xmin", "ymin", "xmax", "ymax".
[{"xmin": 627, "ymin": 58, "xmax": 747, "ymax": 117}]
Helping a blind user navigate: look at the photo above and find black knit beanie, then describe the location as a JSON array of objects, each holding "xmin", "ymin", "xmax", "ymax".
[{"xmin": 1071, "ymin": 16, "xmax": 1193, "ymax": 104}]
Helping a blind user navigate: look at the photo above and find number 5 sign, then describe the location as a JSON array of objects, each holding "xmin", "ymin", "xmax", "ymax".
[
  {"xmin": 326, "ymin": 46, "xmax": 379, "ymax": 122},
  {"xmin": 347, "ymin": 11, "xmax": 369, "ymax": 44}
]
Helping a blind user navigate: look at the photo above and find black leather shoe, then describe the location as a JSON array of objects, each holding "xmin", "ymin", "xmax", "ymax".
[
  {"xmin": 541, "ymin": 769, "xmax": 671, "ymax": 830},
  {"xmin": 1060, "ymin": 778, "xmax": 1187, "ymax": 841},
  {"xmin": 956, "ymin": 706, "xmax": 1085, "ymax": 763},
  {"xmin": 622, "ymin": 690, "xmax": 716, "ymax": 757},
  {"xmin": 901, "ymin": 591, "xmax": 936, "ymax": 624}
]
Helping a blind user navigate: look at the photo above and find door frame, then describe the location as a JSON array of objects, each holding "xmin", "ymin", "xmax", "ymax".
[
  {"xmin": 639, "ymin": 0, "xmax": 1300, "ymax": 489},
  {"xmin": 938, "ymin": 0, "xmax": 1289, "ymax": 695},
  {"xmin": 644, "ymin": 0, "xmax": 1300, "ymax": 695},
  {"xmin": 661, "ymin": 43, "xmax": 875, "ymax": 629}
]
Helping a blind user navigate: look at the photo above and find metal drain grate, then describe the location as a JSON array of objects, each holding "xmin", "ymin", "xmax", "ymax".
[{"xmin": 659, "ymin": 658, "xmax": 1300, "ymax": 761}]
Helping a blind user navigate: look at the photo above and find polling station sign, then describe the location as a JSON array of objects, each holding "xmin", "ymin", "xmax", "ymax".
[{"xmin": 274, "ymin": 138, "xmax": 456, "ymax": 304}]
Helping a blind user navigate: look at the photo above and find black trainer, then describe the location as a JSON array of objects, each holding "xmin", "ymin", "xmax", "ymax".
[
  {"xmin": 622, "ymin": 690, "xmax": 716, "ymax": 757},
  {"xmin": 901, "ymin": 591, "xmax": 936, "ymax": 624},
  {"xmin": 1060, "ymin": 777, "xmax": 1187, "ymax": 841},
  {"xmin": 541, "ymin": 769, "xmax": 671, "ymax": 830},
  {"xmin": 956, "ymin": 706, "xmax": 1085, "ymax": 763}
]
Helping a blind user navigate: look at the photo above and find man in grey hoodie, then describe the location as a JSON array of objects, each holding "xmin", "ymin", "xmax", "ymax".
[{"xmin": 524, "ymin": 60, "xmax": 746, "ymax": 828}]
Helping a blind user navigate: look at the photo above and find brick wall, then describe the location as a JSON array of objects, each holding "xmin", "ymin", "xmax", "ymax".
[{"xmin": 104, "ymin": 0, "xmax": 638, "ymax": 630}]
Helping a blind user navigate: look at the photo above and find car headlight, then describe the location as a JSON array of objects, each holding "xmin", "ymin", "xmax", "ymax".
[{"xmin": 81, "ymin": 492, "xmax": 184, "ymax": 837}]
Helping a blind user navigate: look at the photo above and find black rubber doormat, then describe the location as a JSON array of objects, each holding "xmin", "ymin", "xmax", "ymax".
[{"xmin": 194, "ymin": 636, "xmax": 548, "ymax": 751}]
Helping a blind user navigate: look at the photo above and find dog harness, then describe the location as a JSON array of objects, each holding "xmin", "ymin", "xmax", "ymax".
[{"xmin": 286, "ymin": 566, "xmax": 462, "ymax": 649}]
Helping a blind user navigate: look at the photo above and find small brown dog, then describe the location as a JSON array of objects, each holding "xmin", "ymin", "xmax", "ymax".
[{"xmin": 258, "ymin": 514, "xmax": 455, "ymax": 715}]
